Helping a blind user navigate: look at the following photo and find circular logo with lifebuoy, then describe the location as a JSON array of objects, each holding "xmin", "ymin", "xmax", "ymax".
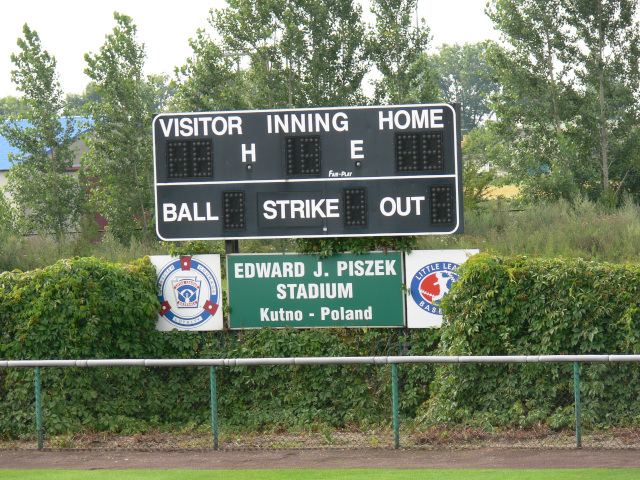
[
  {"xmin": 410, "ymin": 262, "xmax": 459, "ymax": 315},
  {"xmin": 156, "ymin": 256, "xmax": 220, "ymax": 329}
]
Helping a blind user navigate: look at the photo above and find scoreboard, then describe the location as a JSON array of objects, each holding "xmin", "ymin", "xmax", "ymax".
[{"xmin": 153, "ymin": 104, "xmax": 463, "ymax": 241}]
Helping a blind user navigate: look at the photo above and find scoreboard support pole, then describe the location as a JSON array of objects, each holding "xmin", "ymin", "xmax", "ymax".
[{"xmin": 225, "ymin": 240, "xmax": 239, "ymax": 254}]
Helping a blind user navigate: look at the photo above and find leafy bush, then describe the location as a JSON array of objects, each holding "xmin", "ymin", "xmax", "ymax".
[
  {"xmin": 2, "ymin": 253, "xmax": 640, "ymax": 438},
  {"xmin": 0, "ymin": 257, "xmax": 439, "ymax": 436},
  {"xmin": 0, "ymin": 257, "xmax": 164, "ymax": 436},
  {"xmin": 201, "ymin": 327, "xmax": 441, "ymax": 431},
  {"xmin": 420, "ymin": 254, "xmax": 640, "ymax": 429},
  {"xmin": 295, "ymin": 236, "xmax": 418, "ymax": 257},
  {"xmin": 0, "ymin": 257, "xmax": 215, "ymax": 436},
  {"xmin": 0, "ymin": 257, "xmax": 161, "ymax": 359}
]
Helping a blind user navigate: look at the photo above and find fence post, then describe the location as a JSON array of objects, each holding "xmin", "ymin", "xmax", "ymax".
[
  {"xmin": 573, "ymin": 362, "xmax": 582, "ymax": 448},
  {"xmin": 34, "ymin": 367, "xmax": 43, "ymax": 451},
  {"xmin": 392, "ymin": 363, "xmax": 399, "ymax": 449},
  {"xmin": 210, "ymin": 367, "xmax": 219, "ymax": 450}
]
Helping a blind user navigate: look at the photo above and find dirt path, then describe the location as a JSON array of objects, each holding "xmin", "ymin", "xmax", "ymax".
[{"xmin": 2, "ymin": 448, "xmax": 640, "ymax": 470}]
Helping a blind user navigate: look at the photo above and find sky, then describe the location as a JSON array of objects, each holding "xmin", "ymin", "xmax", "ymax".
[{"xmin": 0, "ymin": 0, "xmax": 500, "ymax": 99}]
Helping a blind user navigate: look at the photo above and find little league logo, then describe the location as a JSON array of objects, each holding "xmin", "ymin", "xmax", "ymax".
[
  {"xmin": 156, "ymin": 256, "xmax": 220, "ymax": 328},
  {"xmin": 172, "ymin": 277, "xmax": 201, "ymax": 308},
  {"xmin": 410, "ymin": 262, "xmax": 459, "ymax": 315}
]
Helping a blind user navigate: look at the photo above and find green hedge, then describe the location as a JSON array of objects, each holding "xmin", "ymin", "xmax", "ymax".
[
  {"xmin": 0, "ymin": 257, "xmax": 439, "ymax": 436},
  {"xmin": 422, "ymin": 254, "xmax": 640, "ymax": 430},
  {"xmin": 0, "ymin": 257, "xmax": 160, "ymax": 360},
  {"xmin": 0, "ymin": 257, "xmax": 186, "ymax": 436},
  {"xmin": 1, "ymin": 254, "xmax": 639, "ymax": 437}
]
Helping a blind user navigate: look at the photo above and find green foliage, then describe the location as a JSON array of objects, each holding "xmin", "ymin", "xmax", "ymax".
[
  {"xmin": 2, "ymin": 248, "xmax": 640, "ymax": 437},
  {"xmin": 178, "ymin": 0, "xmax": 369, "ymax": 112},
  {"xmin": 0, "ymin": 256, "xmax": 234, "ymax": 436},
  {"xmin": 0, "ymin": 193, "xmax": 13, "ymax": 235},
  {"xmin": 563, "ymin": 0, "xmax": 640, "ymax": 200},
  {"xmin": 0, "ymin": 257, "xmax": 161, "ymax": 360},
  {"xmin": 420, "ymin": 253, "xmax": 640, "ymax": 429},
  {"xmin": 0, "ymin": 96, "xmax": 29, "ymax": 120},
  {"xmin": 0, "ymin": 254, "xmax": 439, "ymax": 436},
  {"xmin": 165, "ymin": 241, "xmax": 226, "ymax": 257},
  {"xmin": 199, "ymin": 327, "xmax": 440, "ymax": 430},
  {"xmin": 173, "ymin": 29, "xmax": 250, "ymax": 112},
  {"xmin": 485, "ymin": 0, "xmax": 582, "ymax": 202},
  {"xmin": 461, "ymin": 126, "xmax": 502, "ymax": 210},
  {"xmin": 294, "ymin": 236, "xmax": 417, "ymax": 257},
  {"xmin": 487, "ymin": 0, "xmax": 640, "ymax": 202},
  {"xmin": 403, "ymin": 53, "xmax": 442, "ymax": 105},
  {"xmin": 83, "ymin": 13, "xmax": 158, "ymax": 244},
  {"xmin": 63, "ymin": 83, "xmax": 101, "ymax": 116},
  {"xmin": 1, "ymin": 24, "xmax": 86, "ymax": 239},
  {"xmin": 212, "ymin": 329, "xmax": 393, "ymax": 430},
  {"xmin": 429, "ymin": 42, "xmax": 500, "ymax": 134},
  {"xmin": 418, "ymin": 196, "xmax": 640, "ymax": 264},
  {"xmin": 368, "ymin": 0, "xmax": 434, "ymax": 104},
  {"xmin": 0, "ymin": 257, "xmax": 162, "ymax": 436}
]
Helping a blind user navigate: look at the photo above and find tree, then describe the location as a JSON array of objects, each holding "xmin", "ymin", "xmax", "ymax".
[
  {"xmin": 403, "ymin": 52, "xmax": 442, "ymax": 105},
  {"xmin": 487, "ymin": 0, "xmax": 640, "ymax": 203},
  {"xmin": 486, "ymin": 0, "xmax": 581, "ymax": 202},
  {"xmin": 174, "ymin": 28, "xmax": 251, "ymax": 112},
  {"xmin": 83, "ymin": 13, "xmax": 159, "ymax": 243},
  {"xmin": 368, "ymin": 0, "xmax": 437, "ymax": 104},
  {"xmin": 64, "ymin": 78, "xmax": 170, "ymax": 118},
  {"xmin": 488, "ymin": 0, "xmax": 572, "ymax": 131},
  {"xmin": 211, "ymin": 0, "xmax": 291, "ymax": 109},
  {"xmin": 179, "ymin": 0, "xmax": 369, "ymax": 111},
  {"xmin": 289, "ymin": 0, "xmax": 369, "ymax": 107},
  {"xmin": 0, "ymin": 24, "xmax": 85, "ymax": 239},
  {"xmin": 461, "ymin": 125, "xmax": 503, "ymax": 210},
  {"xmin": 429, "ymin": 42, "xmax": 500, "ymax": 134},
  {"xmin": 564, "ymin": 0, "xmax": 640, "ymax": 201},
  {"xmin": 148, "ymin": 73, "xmax": 178, "ymax": 113},
  {"xmin": 64, "ymin": 83, "xmax": 101, "ymax": 116},
  {"xmin": 0, "ymin": 188, "xmax": 14, "ymax": 235},
  {"xmin": 0, "ymin": 96, "xmax": 29, "ymax": 120}
]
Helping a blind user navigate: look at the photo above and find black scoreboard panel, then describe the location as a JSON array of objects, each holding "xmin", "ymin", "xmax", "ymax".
[{"xmin": 153, "ymin": 104, "xmax": 463, "ymax": 241}]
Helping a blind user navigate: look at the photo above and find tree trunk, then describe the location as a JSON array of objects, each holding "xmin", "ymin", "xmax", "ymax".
[
  {"xmin": 543, "ymin": 9, "xmax": 562, "ymax": 134},
  {"xmin": 598, "ymin": 0, "xmax": 610, "ymax": 195}
]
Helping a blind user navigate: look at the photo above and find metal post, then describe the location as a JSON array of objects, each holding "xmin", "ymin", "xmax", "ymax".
[
  {"xmin": 392, "ymin": 364, "xmax": 399, "ymax": 449},
  {"xmin": 34, "ymin": 367, "xmax": 43, "ymax": 451},
  {"xmin": 574, "ymin": 362, "xmax": 582, "ymax": 448},
  {"xmin": 210, "ymin": 366, "xmax": 219, "ymax": 450},
  {"xmin": 225, "ymin": 240, "xmax": 239, "ymax": 254}
]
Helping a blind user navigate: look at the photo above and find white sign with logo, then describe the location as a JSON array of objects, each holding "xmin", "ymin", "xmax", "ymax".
[
  {"xmin": 404, "ymin": 249, "xmax": 479, "ymax": 328},
  {"xmin": 150, "ymin": 255, "xmax": 223, "ymax": 331}
]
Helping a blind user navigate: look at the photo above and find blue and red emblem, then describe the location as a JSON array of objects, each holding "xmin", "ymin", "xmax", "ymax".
[
  {"xmin": 156, "ymin": 256, "xmax": 220, "ymax": 329},
  {"xmin": 410, "ymin": 262, "xmax": 459, "ymax": 315}
]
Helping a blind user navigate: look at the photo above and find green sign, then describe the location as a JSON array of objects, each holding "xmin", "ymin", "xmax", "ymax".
[{"xmin": 227, "ymin": 252, "xmax": 405, "ymax": 329}]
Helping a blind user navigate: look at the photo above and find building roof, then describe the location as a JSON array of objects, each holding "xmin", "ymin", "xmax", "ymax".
[{"xmin": 0, "ymin": 116, "xmax": 92, "ymax": 171}]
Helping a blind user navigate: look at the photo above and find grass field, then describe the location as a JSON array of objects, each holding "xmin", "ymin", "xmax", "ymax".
[
  {"xmin": 1, "ymin": 470, "xmax": 640, "ymax": 480},
  {"xmin": 486, "ymin": 184, "xmax": 520, "ymax": 198}
]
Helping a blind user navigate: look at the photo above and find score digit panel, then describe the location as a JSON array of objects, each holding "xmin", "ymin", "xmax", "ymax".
[{"xmin": 153, "ymin": 104, "xmax": 463, "ymax": 240}]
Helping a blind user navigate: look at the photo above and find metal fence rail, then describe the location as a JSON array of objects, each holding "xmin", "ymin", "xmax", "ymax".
[
  {"xmin": 2, "ymin": 355, "xmax": 640, "ymax": 451},
  {"xmin": 3, "ymin": 354, "xmax": 640, "ymax": 368}
]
